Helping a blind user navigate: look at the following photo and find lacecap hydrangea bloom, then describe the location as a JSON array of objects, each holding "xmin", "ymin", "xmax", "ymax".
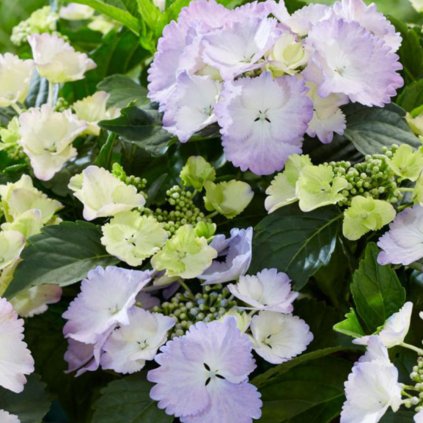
[
  {"xmin": 148, "ymin": 0, "xmax": 403, "ymax": 175},
  {"xmin": 148, "ymin": 317, "xmax": 262, "ymax": 423}
]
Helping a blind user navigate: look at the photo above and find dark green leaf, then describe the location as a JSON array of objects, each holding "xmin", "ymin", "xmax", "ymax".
[
  {"xmin": 256, "ymin": 356, "xmax": 352, "ymax": 423},
  {"xmin": 381, "ymin": 409, "xmax": 417, "ymax": 422},
  {"xmin": 100, "ymin": 106, "xmax": 174, "ymax": 156},
  {"xmin": 343, "ymin": 103, "xmax": 421, "ymax": 155},
  {"xmin": 92, "ymin": 374, "xmax": 172, "ymax": 423},
  {"xmin": 251, "ymin": 205, "xmax": 342, "ymax": 289},
  {"xmin": 396, "ymin": 79, "xmax": 423, "ymax": 112},
  {"xmin": 5, "ymin": 221, "xmax": 118, "ymax": 298},
  {"xmin": 350, "ymin": 243, "xmax": 406, "ymax": 332},
  {"xmin": 97, "ymin": 75, "xmax": 148, "ymax": 108},
  {"xmin": 94, "ymin": 133, "xmax": 117, "ymax": 169},
  {"xmin": 0, "ymin": 374, "xmax": 51, "ymax": 423},
  {"xmin": 333, "ymin": 309, "xmax": 366, "ymax": 338},
  {"xmin": 71, "ymin": 0, "xmax": 140, "ymax": 33}
]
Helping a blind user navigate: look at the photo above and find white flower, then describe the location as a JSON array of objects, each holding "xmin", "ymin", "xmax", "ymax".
[
  {"xmin": 0, "ymin": 297, "xmax": 34, "ymax": 393},
  {"xmin": 415, "ymin": 410, "xmax": 423, "ymax": 423},
  {"xmin": 0, "ymin": 410, "xmax": 20, "ymax": 423},
  {"xmin": 72, "ymin": 91, "xmax": 120, "ymax": 136},
  {"xmin": 250, "ymin": 311, "xmax": 313, "ymax": 364},
  {"xmin": 18, "ymin": 106, "xmax": 87, "ymax": 181},
  {"xmin": 228, "ymin": 268, "xmax": 298, "ymax": 313},
  {"xmin": 10, "ymin": 284, "xmax": 62, "ymax": 318},
  {"xmin": 28, "ymin": 33, "xmax": 96, "ymax": 83},
  {"xmin": 153, "ymin": 0, "xmax": 166, "ymax": 11},
  {"xmin": 68, "ymin": 166, "xmax": 146, "ymax": 221},
  {"xmin": 1, "ymin": 209, "xmax": 44, "ymax": 239},
  {"xmin": 59, "ymin": 3, "xmax": 95, "ymax": 20},
  {"xmin": 101, "ymin": 308, "xmax": 175, "ymax": 374},
  {"xmin": 410, "ymin": 0, "xmax": 423, "ymax": 12},
  {"xmin": 0, "ymin": 175, "xmax": 62, "ymax": 223},
  {"xmin": 354, "ymin": 302, "xmax": 413, "ymax": 348},
  {"xmin": 341, "ymin": 336, "xmax": 402, "ymax": 423},
  {"xmin": 163, "ymin": 73, "xmax": 221, "ymax": 142},
  {"xmin": 0, "ymin": 53, "xmax": 34, "ymax": 108},
  {"xmin": 0, "ymin": 230, "xmax": 25, "ymax": 271}
]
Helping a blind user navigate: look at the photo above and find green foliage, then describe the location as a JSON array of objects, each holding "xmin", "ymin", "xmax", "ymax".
[
  {"xmin": 91, "ymin": 374, "xmax": 172, "ymax": 423},
  {"xmin": 0, "ymin": 374, "xmax": 51, "ymax": 423},
  {"xmin": 350, "ymin": 243, "xmax": 406, "ymax": 332},
  {"xmin": 397, "ymin": 79, "xmax": 423, "ymax": 112},
  {"xmin": 99, "ymin": 106, "xmax": 174, "ymax": 156},
  {"xmin": 343, "ymin": 103, "xmax": 421, "ymax": 155},
  {"xmin": 5, "ymin": 221, "xmax": 118, "ymax": 298},
  {"xmin": 333, "ymin": 309, "xmax": 366, "ymax": 338},
  {"xmin": 251, "ymin": 205, "xmax": 341, "ymax": 289}
]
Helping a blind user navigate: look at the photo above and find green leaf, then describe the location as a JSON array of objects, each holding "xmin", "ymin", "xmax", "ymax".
[
  {"xmin": 97, "ymin": 74, "xmax": 148, "ymax": 108},
  {"xmin": 333, "ymin": 309, "xmax": 366, "ymax": 338},
  {"xmin": 92, "ymin": 374, "xmax": 172, "ymax": 423},
  {"xmin": 250, "ymin": 205, "xmax": 341, "ymax": 289},
  {"xmin": 350, "ymin": 243, "xmax": 406, "ymax": 332},
  {"xmin": 5, "ymin": 221, "xmax": 118, "ymax": 298},
  {"xmin": 94, "ymin": 133, "xmax": 117, "ymax": 169},
  {"xmin": 71, "ymin": 0, "xmax": 140, "ymax": 34},
  {"xmin": 396, "ymin": 79, "xmax": 423, "ymax": 112},
  {"xmin": 256, "ymin": 356, "xmax": 352, "ymax": 423},
  {"xmin": 0, "ymin": 374, "xmax": 51, "ymax": 423},
  {"xmin": 343, "ymin": 103, "xmax": 421, "ymax": 155},
  {"xmin": 390, "ymin": 17, "xmax": 423, "ymax": 83},
  {"xmin": 99, "ymin": 106, "xmax": 174, "ymax": 156}
]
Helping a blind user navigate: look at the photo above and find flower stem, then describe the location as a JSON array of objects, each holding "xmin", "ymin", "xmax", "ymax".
[
  {"xmin": 48, "ymin": 81, "xmax": 57, "ymax": 108},
  {"xmin": 178, "ymin": 279, "xmax": 194, "ymax": 299},
  {"xmin": 11, "ymin": 103, "xmax": 23, "ymax": 115},
  {"xmin": 400, "ymin": 342, "xmax": 423, "ymax": 355}
]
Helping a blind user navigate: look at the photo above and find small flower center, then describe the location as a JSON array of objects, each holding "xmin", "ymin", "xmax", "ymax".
[{"xmin": 254, "ymin": 110, "xmax": 271, "ymax": 123}]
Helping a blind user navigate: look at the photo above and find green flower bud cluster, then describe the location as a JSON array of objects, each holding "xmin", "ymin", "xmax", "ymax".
[
  {"xmin": 153, "ymin": 284, "xmax": 237, "ymax": 338},
  {"xmin": 55, "ymin": 97, "xmax": 70, "ymax": 112},
  {"xmin": 111, "ymin": 163, "xmax": 147, "ymax": 192},
  {"xmin": 404, "ymin": 356, "xmax": 423, "ymax": 412},
  {"xmin": 154, "ymin": 186, "xmax": 211, "ymax": 236},
  {"xmin": 330, "ymin": 148, "xmax": 401, "ymax": 207},
  {"xmin": 11, "ymin": 7, "xmax": 57, "ymax": 46}
]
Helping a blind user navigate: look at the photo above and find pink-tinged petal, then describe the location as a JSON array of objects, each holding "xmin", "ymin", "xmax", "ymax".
[{"xmin": 215, "ymin": 72, "xmax": 312, "ymax": 175}]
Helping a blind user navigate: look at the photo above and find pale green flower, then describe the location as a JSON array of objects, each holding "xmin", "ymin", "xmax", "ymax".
[
  {"xmin": 73, "ymin": 91, "xmax": 120, "ymax": 136},
  {"xmin": 265, "ymin": 154, "xmax": 312, "ymax": 213},
  {"xmin": 101, "ymin": 211, "xmax": 168, "ymax": 267},
  {"xmin": 386, "ymin": 144, "xmax": 423, "ymax": 181},
  {"xmin": 342, "ymin": 196, "xmax": 396, "ymax": 241},
  {"xmin": 204, "ymin": 180, "xmax": 253, "ymax": 219},
  {"xmin": 0, "ymin": 117, "xmax": 20, "ymax": 150},
  {"xmin": 59, "ymin": 3, "xmax": 95, "ymax": 20},
  {"xmin": 296, "ymin": 164, "xmax": 348, "ymax": 212},
  {"xmin": 1, "ymin": 209, "xmax": 43, "ymax": 238},
  {"xmin": 180, "ymin": 156, "xmax": 216, "ymax": 191},
  {"xmin": 0, "ymin": 174, "xmax": 62, "ymax": 223},
  {"xmin": 0, "ymin": 230, "xmax": 25, "ymax": 271},
  {"xmin": 194, "ymin": 221, "xmax": 216, "ymax": 240},
  {"xmin": 414, "ymin": 174, "xmax": 423, "ymax": 205},
  {"xmin": 69, "ymin": 165, "xmax": 145, "ymax": 221},
  {"xmin": 151, "ymin": 225, "xmax": 217, "ymax": 279}
]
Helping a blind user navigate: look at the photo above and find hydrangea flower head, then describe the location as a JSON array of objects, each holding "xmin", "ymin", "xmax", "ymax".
[
  {"xmin": 63, "ymin": 266, "xmax": 152, "ymax": 343},
  {"xmin": 0, "ymin": 53, "xmax": 34, "ymax": 108},
  {"xmin": 101, "ymin": 308, "xmax": 175, "ymax": 374},
  {"xmin": 28, "ymin": 33, "xmax": 96, "ymax": 83},
  {"xmin": 162, "ymin": 73, "xmax": 221, "ymax": 142},
  {"xmin": 216, "ymin": 72, "xmax": 312, "ymax": 175},
  {"xmin": 72, "ymin": 91, "xmax": 120, "ymax": 136},
  {"xmin": 0, "ymin": 297, "xmax": 34, "ymax": 393},
  {"xmin": 305, "ymin": 16, "xmax": 403, "ymax": 107},
  {"xmin": 265, "ymin": 154, "xmax": 312, "ymax": 213},
  {"xmin": 101, "ymin": 211, "xmax": 168, "ymax": 267},
  {"xmin": 378, "ymin": 205, "xmax": 423, "ymax": 266},
  {"xmin": 199, "ymin": 227, "xmax": 252, "ymax": 285},
  {"xmin": 228, "ymin": 268, "xmax": 298, "ymax": 312},
  {"xmin": 341, "ymin": 336, "xmax": 402, "ymax": 423},
  {"xmin": 148, "ymin": 317, "xmax": 262, "ymax": 422},
  {"xmin": 0, "ymin": 175, "xmax": 62, "ymax": 224},
  {"xmin": 68, "ymin": 166, "xmax": 145, "ymax": 221},
  {"xmin": 18, "ymin": 106, "xmax": 87, "ymax": 181},
  {"xmin": 151, "ymin": 225, "xmax": 217, "ymax": 279},
  {"xmin": 250, "ymin": 311, "xmax": 313, "ymax": 364}
]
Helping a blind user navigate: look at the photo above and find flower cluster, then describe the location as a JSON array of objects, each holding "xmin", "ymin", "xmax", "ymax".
[{"xmin": 149, "ymin": 0, "xmax": 403, "ymax": 175}]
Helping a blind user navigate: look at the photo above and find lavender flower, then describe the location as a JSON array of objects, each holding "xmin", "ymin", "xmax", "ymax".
[
  {"xmin": 215, "ymin": 72, "xmax": 312, "ymax": 175},
  {"xmin": 148, "ymin": 318, "xmax": 262, "ymax": 422},
  {"xmin": 199, "ymin": 227, "xmax": 252, "ymax": 285}
]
